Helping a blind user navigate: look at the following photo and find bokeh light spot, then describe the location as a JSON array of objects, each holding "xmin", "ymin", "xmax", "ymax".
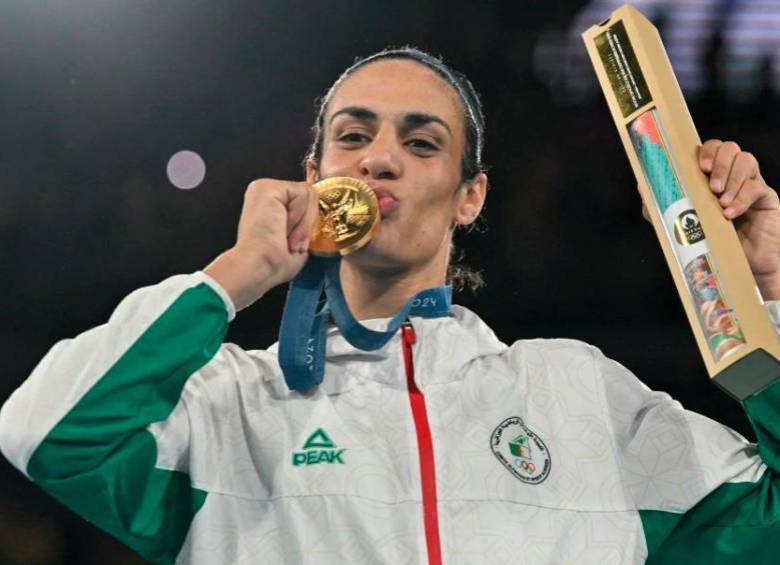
[{"xmin": 166, "ymin": 150, "xmax": 206, "ymax": 190}]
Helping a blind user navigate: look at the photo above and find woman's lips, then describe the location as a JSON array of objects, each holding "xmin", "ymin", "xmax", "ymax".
[{"xmin": 375, "ymin": 191, "xmax": 399, "ymax": 215}]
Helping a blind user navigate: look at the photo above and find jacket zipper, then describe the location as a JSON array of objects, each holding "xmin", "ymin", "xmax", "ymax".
[{"xmin": 401, "ymin": 321, "xmax": 443, "ymax": 565}]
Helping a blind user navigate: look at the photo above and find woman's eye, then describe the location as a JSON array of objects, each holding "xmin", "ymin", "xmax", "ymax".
[
  {"xmin": 407, "ymin": 138, "xmax": 438, "ymax": 152},
  {"xmin": 337, "ymin": 132, "xmax": 368, "ymax": 144}
]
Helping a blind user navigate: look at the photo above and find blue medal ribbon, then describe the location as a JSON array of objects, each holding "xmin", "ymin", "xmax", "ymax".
[{"xmin": 278, "ymin": 255, "xmax": 452, "ymax": 390}]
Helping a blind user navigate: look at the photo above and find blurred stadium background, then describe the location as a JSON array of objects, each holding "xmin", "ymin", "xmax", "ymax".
[{"xmin": 1, "ymin": 0, "xmax": 779, "ymax": 562}]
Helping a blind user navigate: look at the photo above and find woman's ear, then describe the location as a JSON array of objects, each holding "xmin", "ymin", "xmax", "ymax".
[{"xmin": 454, "ymin": 173, "xmax": 487, "ymax": 226}]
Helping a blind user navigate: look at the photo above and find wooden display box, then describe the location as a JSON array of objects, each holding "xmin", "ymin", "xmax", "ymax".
[{"xmin": 582, "ymin": 4, "xmax": 780, "ymax": 400}]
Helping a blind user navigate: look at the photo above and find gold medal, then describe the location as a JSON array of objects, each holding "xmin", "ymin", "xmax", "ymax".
[{"xmin": 309, "ymin": 177, "xmax": 380, "ymax": 257}]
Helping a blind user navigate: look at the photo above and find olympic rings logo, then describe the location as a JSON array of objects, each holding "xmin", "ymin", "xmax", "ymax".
[{"xmin": 515, "ymin": 459, "xmax": 536, "ymax": 474}]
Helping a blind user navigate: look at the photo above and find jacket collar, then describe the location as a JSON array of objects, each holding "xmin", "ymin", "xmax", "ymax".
[{"xmin": 318, "ymin": 305, "xmax": 507, "ymax": 394}]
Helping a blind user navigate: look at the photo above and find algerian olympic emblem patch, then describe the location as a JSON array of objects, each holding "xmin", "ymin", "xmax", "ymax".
[{"xmin": 490, "ymin": 416, "xmax": 551, "ymax": 484}]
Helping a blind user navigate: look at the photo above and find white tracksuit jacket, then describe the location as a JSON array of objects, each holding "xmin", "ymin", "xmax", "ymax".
[{"xmin": 1, "ymin": 272, "xmax": 779, "ymax": 564}]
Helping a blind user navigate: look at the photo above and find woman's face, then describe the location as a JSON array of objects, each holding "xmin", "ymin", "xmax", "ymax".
[{"xmin": 308, "ymin": 59, "xmax": 485, "ymax": 276}]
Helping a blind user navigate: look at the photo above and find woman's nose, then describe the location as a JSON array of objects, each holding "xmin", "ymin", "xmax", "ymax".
[{"xmin": 358, "ymin": 128, "xmax": 402, "ymax": 180}]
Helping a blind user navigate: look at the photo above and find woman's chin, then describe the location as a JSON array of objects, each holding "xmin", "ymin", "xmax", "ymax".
[{"xmin": 346, "ymin": 240, "xmax": 408, "ymax": 274}]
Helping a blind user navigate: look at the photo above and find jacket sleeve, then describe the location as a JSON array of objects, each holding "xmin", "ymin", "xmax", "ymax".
[
  {"xmin": 597, "ymin": 303, "xmax": 780, "ymax": 564},
  {"xmin": 0, "ymin": 272, "xmax": 235, "ymax": 564}
]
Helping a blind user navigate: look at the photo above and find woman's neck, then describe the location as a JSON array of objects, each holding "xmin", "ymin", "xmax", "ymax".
[{"xmin": 340, "ymin": 255, "xmax": 447, "ymax": 320}]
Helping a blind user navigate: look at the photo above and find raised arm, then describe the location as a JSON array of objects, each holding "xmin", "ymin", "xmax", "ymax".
[
  {"xmin": 596, "ymin": 341, "xmax": 780, "ymax": 563},
  {"xmin": 0, "ymin": 178, "xmax": 318, "ymax": 563},
  {"xmin": 0, "ymin": 273, "xmax": 232, "ymax": 563}
]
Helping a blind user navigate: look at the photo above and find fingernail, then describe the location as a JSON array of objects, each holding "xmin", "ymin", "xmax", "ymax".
[
  {"xmin": 724, "ymin": 207, "xmax": 734, "ymax": 218},
  {"xmin": 711, "ymin": 179, "xmax": 722, "ymax": 192}
]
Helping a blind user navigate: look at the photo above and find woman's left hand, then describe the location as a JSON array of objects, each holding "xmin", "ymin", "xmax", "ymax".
[{"xmin": 699, "ymin": 139, "xmax": 780, "ymax": 300}]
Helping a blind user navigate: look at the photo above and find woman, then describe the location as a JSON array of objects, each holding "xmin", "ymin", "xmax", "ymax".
[{"xmin": 2, "ymin": 47, "xmax": 779, "ymax": 564}]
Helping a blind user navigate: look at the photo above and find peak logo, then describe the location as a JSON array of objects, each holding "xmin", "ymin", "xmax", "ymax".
[{"xmin": 292, "ymin": 428, "xmax": 345, "ymax": 467}]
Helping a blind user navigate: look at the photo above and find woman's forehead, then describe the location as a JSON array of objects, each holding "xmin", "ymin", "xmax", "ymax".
[{"xmin": 326, "ymin": 59, "xmax": 463, "ymax": 129}]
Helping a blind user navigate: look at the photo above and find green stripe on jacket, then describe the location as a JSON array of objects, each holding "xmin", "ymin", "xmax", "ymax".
[
  {"xmin": 641, "ymin": 379, "xmax": 780, "ymax": 563},
  {"xmin": 27, "ymin": 282, "xmax": 228, "ymax": 564}
]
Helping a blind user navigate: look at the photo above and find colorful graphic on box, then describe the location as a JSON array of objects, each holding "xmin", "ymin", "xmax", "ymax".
[
  {"xmin": 683, "ymin": 254, "xmax": 745, "ymax": 361},
  {"xmin": 628, "ymin": 110, "xmax": 683, "ymax": 213},
  {"xmin": 628, "ymin": 110, "xmax": 743, "ymax": 363}
]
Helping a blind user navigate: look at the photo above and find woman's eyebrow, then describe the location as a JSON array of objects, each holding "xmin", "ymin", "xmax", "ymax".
[
  {"xmin": 401, "ymin": 112, "xmax": 452, "ymax": 136},
  {"xmin": 329, "ymin": 106, "xmax": 378, "ymax": 125},
  {"xmin": 329, "ymin": 106, "xmax": 452, "ymax": 137}
]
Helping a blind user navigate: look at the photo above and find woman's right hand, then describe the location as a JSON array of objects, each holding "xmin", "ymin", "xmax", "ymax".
[{"xmin": 204, "ymin": 179, "xmax": 319, "ymax": 312}]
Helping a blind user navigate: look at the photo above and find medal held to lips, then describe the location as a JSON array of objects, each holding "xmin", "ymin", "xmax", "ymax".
[
  {"xmin": 309, "ymin": 177, "xmax": 380, "ymax": 257},
  {"xmin": 279, "ymin": 175, "xmax": 448, "ymax": 391}
]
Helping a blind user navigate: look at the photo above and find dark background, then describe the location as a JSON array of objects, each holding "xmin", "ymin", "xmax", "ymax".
[{"xmin": 2, "ymin": 0, "xmax": 779, "ymax": 562}]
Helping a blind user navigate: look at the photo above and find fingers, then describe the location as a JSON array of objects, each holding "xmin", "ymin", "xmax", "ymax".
[
  {"xmin": 286, "ymin": 182, "xmax": 317, "ymax": 253},
  {"xmin": 698, "ymin": 139, "xmax": 722, "ymax": 173},
  {"xmin": 641, "ymin": 202, "xmax": 650, "ymax": 223},
  {"xmin": 723, "ymin": 178, "xmax": 780, "ymax": 219},
  {"xmin": 299, "ymin": 184, "xmax": 320, "ymax": 247},
  {"xmin": 708, "ymin": 140, "xmax": 741, "ymax": 194},
  {"xmin": 699, "ymin": 139, "xmax": 775, "ymax": 220},
  {"xmin": 720, "ymin": 151, "xmax": 759, "ymax": 208},
  {"xmin": 635, "ymin": 184, "xmax": 652, "ymax": 223}
]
